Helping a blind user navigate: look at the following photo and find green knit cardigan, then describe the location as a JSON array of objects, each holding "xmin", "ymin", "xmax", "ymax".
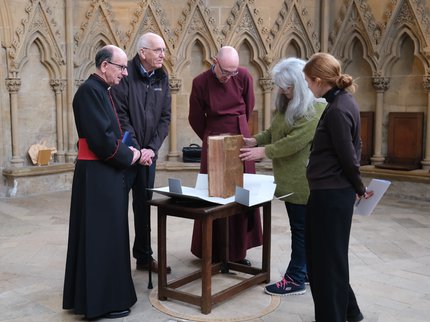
[{"xmin": 254, "ymin": 102, "xmax": 326, "ymax": 205}]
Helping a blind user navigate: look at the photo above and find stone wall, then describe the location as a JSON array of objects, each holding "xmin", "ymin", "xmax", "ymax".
[{"xmin": 1, "ymin": 0, "xmax": 430, "ymax": 197}]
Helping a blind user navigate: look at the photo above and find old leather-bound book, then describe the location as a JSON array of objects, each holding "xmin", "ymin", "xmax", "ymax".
[{"xmin": 207, "ymin": 134, "xmax": 243, "ymax": 198}]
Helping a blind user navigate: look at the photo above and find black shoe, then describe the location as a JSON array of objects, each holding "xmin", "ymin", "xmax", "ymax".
[
  {"xmin": 235, "ymin": 258, "xmax": 251, "ymax": 266},
  {"xmin": 104, "ymin": 309, "xmax": 130, "ymax": 319},
  {"xmin": 347, "ymin": 311, "xmax": 364, "ymax": 322},
  {"xmin": 136, "ymin": 258, "xmax": 172, "ymax": 274}
]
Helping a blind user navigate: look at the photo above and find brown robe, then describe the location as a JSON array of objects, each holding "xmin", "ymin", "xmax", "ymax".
[{"xmin": 188, "ymin": 67, "xmax": 263, "ymax": 261}]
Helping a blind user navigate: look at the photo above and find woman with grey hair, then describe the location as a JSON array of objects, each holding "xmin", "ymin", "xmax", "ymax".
[{"xmin": 240, "ymin": 57, "xmax": 325, "ymax": 296}]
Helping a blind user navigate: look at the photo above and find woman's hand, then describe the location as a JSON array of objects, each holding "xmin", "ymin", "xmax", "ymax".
[
  {"xmin": 356, "ymin": 189, "xmax": 374, "ymax": 201},
  {"xmin": 239, "ymin": 147, "xmax": 266, "ymax": 161}
]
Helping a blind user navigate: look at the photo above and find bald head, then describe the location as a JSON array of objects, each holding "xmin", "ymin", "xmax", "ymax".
[
  {"xmin": 216, "ymin": 46, "xmax": 239, "ymax": 67},
  {"xmin": 213, "ymin": 46, "xmax": 240, "ymax": 83}
]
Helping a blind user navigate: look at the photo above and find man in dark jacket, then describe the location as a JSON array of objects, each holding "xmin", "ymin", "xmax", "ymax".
[{"xmin": 111, "ymin": 32, "xmax": 171, "ymax": 273}]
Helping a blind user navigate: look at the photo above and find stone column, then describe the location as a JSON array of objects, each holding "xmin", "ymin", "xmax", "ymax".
[
  {"xmin": 371, "ymin": 76, "xmax": 390, "ymax": 164},
  {"xmin": 421, "ymin": 76, "xmax": 430, "ymax": 169},
  {"xmin": 6, "ymin": 77, "xmax": 24, "ymax": 166},
  {"xmin": 65, "ymin": 0, "xmax": 76, "ymax": 162},
  {"xmin": 167, "ymin": 77, "xmax": 181, "ymax": 161},
  {"xmin": 320, "ymin": 0, "xmax": 329, "ymax": 52},
  {"xmin": 259, "ymin": 78, "xmax": 274, "ymax": 130},
  {"xmin": 50, "ymin": 79, "xmax": 66, "ymax": 162}
]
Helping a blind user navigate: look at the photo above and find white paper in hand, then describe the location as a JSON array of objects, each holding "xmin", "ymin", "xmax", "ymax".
[{"xmin": 354, "ymin": 179, "xmax": 391, "ymax": 216}]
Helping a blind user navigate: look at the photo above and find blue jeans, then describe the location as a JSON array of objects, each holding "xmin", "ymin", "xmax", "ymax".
[{"xmin": 285, "ymin": 202, "xmax": 307, "ymax": 285}]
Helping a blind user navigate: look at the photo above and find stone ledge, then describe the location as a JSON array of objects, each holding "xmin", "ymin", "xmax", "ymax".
[
  {"xmin": 2, "ymin": 163, "xmax": 75, "ymax": 178},
  {"xmin": 360, "ymin": 165, "xmax": 430, "ymax": 183},
  {"xmin": 2, "ymin": 163, "xmax": 75, "ymax": 197},
  {"xmin": 1, "ymin": 162, "xmax": 428, "ymax": 201}
]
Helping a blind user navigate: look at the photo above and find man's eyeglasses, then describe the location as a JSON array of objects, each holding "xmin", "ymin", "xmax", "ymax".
[
  {"xmin": 107, "ymin": 61, "xmax": 127, "ymax": 72},
  {"xmin": 142, "ymin": 47, "xmax": 167, "ymax": 55},
  {"xmin": 217, "ymin": 60, "xmax": 238, "ymax": 77}
]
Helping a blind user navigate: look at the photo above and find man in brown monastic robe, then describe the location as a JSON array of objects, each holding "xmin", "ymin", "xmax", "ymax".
[{"xmin": 188, "ymin": 46, "xmax": 263, "ymax": 264}]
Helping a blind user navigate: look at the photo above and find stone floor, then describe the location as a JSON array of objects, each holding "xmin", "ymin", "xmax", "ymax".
[{"xmin": 0, "ymin": 187, "xmax": 430, "ymax": 321}]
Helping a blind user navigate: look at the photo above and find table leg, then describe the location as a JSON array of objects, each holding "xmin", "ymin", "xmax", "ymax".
[
  {"xmin": 262, "ymin": 202, "xmax": 271, "ymax": 282},
  {"xmin": 220, "ymin": 217, "xmax": 229, "ymax": 273},
  {"xmin": 201, "ymin": 215, "xmax": 213, "ymax": 314}
]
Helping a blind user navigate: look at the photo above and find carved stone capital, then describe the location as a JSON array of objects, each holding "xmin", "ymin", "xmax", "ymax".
[
  {"xmin": 50, "ymin": 79, "xmax": 66, "ymax": 93},
  {"xmin": 6, "ymin": 78, "xmax": 21, "ymax": 93},
  {"xmin": 169, "ymin": 78, "xmax": 182, "ymax": 92},
  {"xmin": 259, "ymin": 78, "xmax": 274, "ymax": 92},
  {"xmin": 423, "ymin": 76, "xmax": 430, "ymax": 91},
  {"xmin": 372, "ymin": 76, "xmax": 390, "ymax": 92}
]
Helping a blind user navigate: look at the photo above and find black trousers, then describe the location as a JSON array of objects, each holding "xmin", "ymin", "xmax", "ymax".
[
  {"xmin": 125, "ymin": 162, "xmax": 156, "ymax": 263},
  {"xmin": 305, "ymin": 187, "xmax": 362, "ymax": 322}
]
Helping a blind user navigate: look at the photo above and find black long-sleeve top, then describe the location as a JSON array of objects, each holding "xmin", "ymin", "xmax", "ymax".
[{"xmin": 306, "ymin": 87, "xmax": 366, "ymax": 196}]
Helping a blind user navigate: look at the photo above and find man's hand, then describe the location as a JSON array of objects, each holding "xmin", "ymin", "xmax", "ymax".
[{"xmin": 139, "ymin": 148, "xmax": 155, "ymax": 166}]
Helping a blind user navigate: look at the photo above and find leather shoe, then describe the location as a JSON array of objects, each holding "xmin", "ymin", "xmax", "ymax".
[
  {"xmin": 136, "ymin": 259, "xmax": 172, "ymax": 274},
  {"xmin": 104, "ymin": 309, "xmax": 130, "ymax": 319},
  {"xmin": 235, "ymin": 258, "xmax": 252, "ymax": 266}
]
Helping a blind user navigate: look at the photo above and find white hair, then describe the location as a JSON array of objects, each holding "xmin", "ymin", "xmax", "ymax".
[{"xmin": 272, "ymin": 57, "xmax": 316, "ymax": 126}]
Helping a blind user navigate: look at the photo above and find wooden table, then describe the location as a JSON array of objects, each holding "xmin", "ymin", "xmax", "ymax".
[{"xmin": 151, "ymin": 198, "xmax": 271, "ymax": 314}]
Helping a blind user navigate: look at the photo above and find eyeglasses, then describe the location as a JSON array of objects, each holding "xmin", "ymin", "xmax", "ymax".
[
  {"xmin": 217, "ymin": 60, "xmax": 238, "ymax": 77},
  {"xmin": 142, "ymin": 47, "xmax": 167, "ymax": 55},
  {"xmin": 107, "ymin": 61, "xmax": 127, "ymax": 72}
]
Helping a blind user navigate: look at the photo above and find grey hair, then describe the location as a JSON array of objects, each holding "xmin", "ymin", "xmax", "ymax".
[
  {"xmin": 272, "ymin": 57, "xmax": 316, "ymax": 126},
  {"xmin": 136, "ymin": 32, "xmax": 159, "ymax": 52}
]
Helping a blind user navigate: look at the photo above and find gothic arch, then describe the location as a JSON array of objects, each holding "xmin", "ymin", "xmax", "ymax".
[
  {"xmin": 124, "ymin": 0, "xmax": 173, "ymax": 53},
  {"xmin": 175, "ymin": 35, "xmax": 217, "ymax": 77},
  {"xmin": 269, "ymin": 0, "xmax": 319, "ymax": 60},
  {"xmin": 7, "ymin": 0, "xmax": 64, "ymax": 77},
  {"xmin": 329, "ymin": 0, "xmax": 378, "ymax": 72},
  {"xmin": 231, "ymin": 36, "xmax": 265, "ymax": 77},
  {"xmin": 74, "ymin": 1, "xmax": 123, "ymax": 80},
  {"xmin": 381, "ymin": 30, "xmax": 428, "ymax": 75},
  {"xmin": 337, "ymin": 33, "xmax": 377, "ymax": 74},
  {"xmin": 74, "ymin": 37, "xmax": 110, "ymax": 81},
  {"xmin": 379, "ymin": 0, "xmax": 430, "ymax": 74},
  {"xmin": 172, "ymin": 0, "xmax": 220, "ymax": 54},
  {"xmin": 124, "ymin": 0, "xmax": 174, "ymax": 72},
  {"xmin": 0, "ymin": 0, "xmax": 13, "ymax": 46},
  {"xmin": 278, "ymin": 32, "xmax": 314, "ymax": 61},
  {"xmin": 221, "ymin": 0, "xmax": 270, "ymax": 76},
  {"xmin": 15, "ymin": 32, "xmax": 62, "ymax": 79}
]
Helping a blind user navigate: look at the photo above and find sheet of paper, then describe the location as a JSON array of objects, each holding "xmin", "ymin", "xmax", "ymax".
[
  {"xmin": 150, "ymin": 173, "xmax": 276, "ymax": 206},
  {"xmin": 354, "ymin": 179, "xmax": 391, "ymax": 216}
]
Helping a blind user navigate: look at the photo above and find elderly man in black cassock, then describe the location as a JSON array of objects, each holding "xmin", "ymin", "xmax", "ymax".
[{"xmin": 62, "ymin": 45, "xmax": 144, "ymax": 320}]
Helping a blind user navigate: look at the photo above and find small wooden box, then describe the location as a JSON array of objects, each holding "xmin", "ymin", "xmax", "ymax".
[{"xmin": 208, "ymin": 134, "xmax": 243, "ymax": 198}]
